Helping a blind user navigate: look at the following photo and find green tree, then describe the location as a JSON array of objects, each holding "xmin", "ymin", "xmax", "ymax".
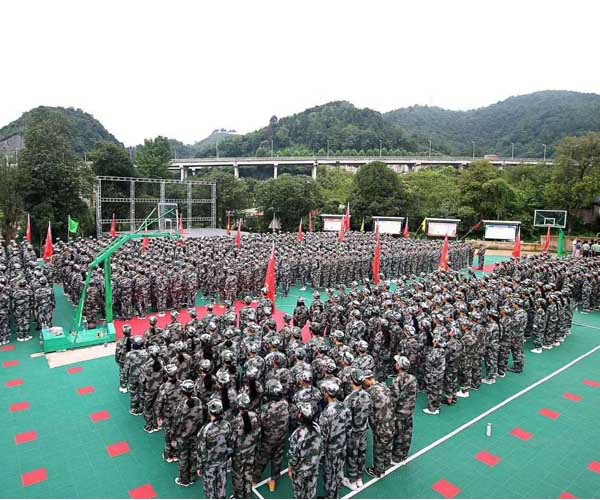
[
  {"xmin": 545, "ymin": 133, "xmax": 600, "ymax": 231},
  {"xmin": 350, "ymin": 162, "xmax": 406, "ymax": 228},
  {"xmin": 135, "ymin": 136, "xmax": 172, "ymax": 178},
  {"xmin": 0, "ymin": 161, "xmax": 24, "ymax": 243},
  {"xmin": 256, "ymin": 175, "xmax": 323, "ymax": 231},
  {"xmin": 404, "ymin": 168, "xmax": 460, "ymax": 219},
  {"xmin": 316, "ymin": 166, "xmax": 354, "ymax": 213},
  {"xmin": 90, "ymin": 143, "xmax": 137, "ymax": 177},
  {"xmin": 18, "ymin": 109, "xmax": 94, "ymax": 242}
]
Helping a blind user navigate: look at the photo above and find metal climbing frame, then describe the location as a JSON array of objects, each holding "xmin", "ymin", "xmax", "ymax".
[{"xmin": 95, "ymin": 176, "xmax": 217, "ymax": 237}]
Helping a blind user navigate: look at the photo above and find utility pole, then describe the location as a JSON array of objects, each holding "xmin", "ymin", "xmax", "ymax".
[
  {"xmin": 271, "ymin": 139, "xmax": 274, "ymax": 157},
  {"xmin": 472, "ymin": 141, "xmax": 476, "ymax": 160},
  {"xmin": 327, "ymin": 140, "xmax": 330, "ymax": 158},
  {"xmin": 543, "ymin": 144, "xmax": 547, "ymax": 162},
  {"xmin": 216, "ymin": 140, "xmax": 219, "ymax": 159},
  {"xmin": 428, "ymin": 139, "xmax": 432, "ymax": 159},
  {"xmin": 511, "ymin": 143, "xmax": 515, "ymax": 160},
  {"xmin": 379, "ymin": 140, "xmax": 383, "ymax": 157}
]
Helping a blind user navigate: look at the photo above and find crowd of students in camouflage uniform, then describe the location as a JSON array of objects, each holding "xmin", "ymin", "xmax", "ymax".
[{"xmin": 0, "ymin": 240, "xmax": 55, "ymax": 345}]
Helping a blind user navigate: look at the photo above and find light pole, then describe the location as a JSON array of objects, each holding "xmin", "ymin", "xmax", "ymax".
[
  {"xmin": 379, "ymin": 140, "xmax": 383, "ymax": 157},
  {"xmin": 271, "ymin": 139, "xmax": 274, "ymax": 157},
  {"xmin": 543, "ymin": 144, "xmax": 547, "ymax": 162},
  {"xmin": 216, "ymin": 140, "xmax": 219, "ymax": 159},
  {"xmin": 511, "ymin": 143, "xmax": 515, "ymax": 160},
  {"xmin": 472, "ymin": 141, "xmax": 476, "ymax": 160},
  {"xmin": 428, "ymin": 139, "xmax": 432, "ymax": 159},
  {"xmin": 327, "ymin": 140, "xmax": 330, "ymax": 158}
]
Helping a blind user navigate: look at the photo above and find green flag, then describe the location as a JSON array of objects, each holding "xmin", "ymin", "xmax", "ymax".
[
  {"xmin": 68, "ymin": 215, "xmax": 79, "ymax": 234},
  {"xmin": 557, "ymin": 229, "xmax": 566, "ymax": 257},
  {"xmin": 360, "ymin": 218, "xmax": 365, "ymax": 233}
]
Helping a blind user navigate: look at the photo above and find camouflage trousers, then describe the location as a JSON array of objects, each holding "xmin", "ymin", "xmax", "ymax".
[
  {"xmin": 118, "ymin": 363, "xmax": 127, "ymax": 389},
  {"xmin": 292, "ymin": 471, "xmax": 318, "ymax": 500},
  {"xmin": 443, "ymin": 360, "xmax": 459, "ymax": 399},
  {"xmin": 15, "ymin": 310, "xmax": 30, "ymax": 339},
  {"xmin": 509, "ymin": 336, "xmax": 524, "ymax": 372},
  {"xmin": 372, "ymin": 427, "xmax": 393, "ymax": 475},
  {"xmin": 163, "ymin": 418, "xmax": 176, "ymax": 460},
  {"xmin": 425, "ymin": 370, "xmax": 444, "ymax": 411},
  {"xmin": 0, "ymin": 315, "xmax": 10, "ymax": 342},
  {"xmin": 232, "ymin": 451, "xmax": 254, "ymax": 499},
  {"xmin": 177, "ymin": 439, "xmax": 198, "ymax": 485},
  {"xmin": 254, "ymin": 437, "xmax": 285, "ymax": 481},
  {"xmin": 544, "ymin": 320, "xmax": 558, "ymax": 346},
  {"xmin": 497, "ymin": 338, "xmax": 512, "ymax": 375},
  {"xmin": 458, "ymin": 353, "xmax": 475, "ymax": 390},
  {"xmin": 135, "ymin": 292, "xmax": 150, "ymax": 317},
  {"xmin": 143, "ymin": 389, "xmax": 159, "ymax": 428},
  {"xmin": 38, "ymin": 304, "xmax": 53, "ymax": 329},
  {"xmin": 471, "ymin": 352, "xmax": 483, "ymax": 390},
  {"xmin": 128, "ymin": 379, "xmax": 143, "ymax": 412},
  {"xmin": 321, "ymin": 448, "xmax": 345, "ymax": 498},
  {"xmin": 483, "ymin": 344, "xmax": 498, "ymax": 379},
  {"xmin": 281, "ymin": 278, "xmax": 292, "ymax": 297},
  {"xmin": 346, "ymin": 429, "xmax": 368, "ymax": 481},
  {"xmin": 392, "ymin": 416, "xmax": 413, "ymax": 463},
  {"xmin": 202, "ymin": 464, "xmax": 227, "ymax": 499},
  {"xmin": 532, "ymin": 326, "xmax": 544, "ymax": 349},
  {"xmin": 156, "ymin": 293, "xmax": 167, "ymax": 314}
]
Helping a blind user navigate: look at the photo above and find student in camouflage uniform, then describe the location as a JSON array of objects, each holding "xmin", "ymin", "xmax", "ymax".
[
  {"xmin": 509, "ymin": 299, "xmax": 528, "ymax": 373},
  {"xmin": 115, "ymin": 325, "xmax": 133, "ymax": 392},
  {"xmin": 254, "ymin": 379, "xmax": 290, "ymax": 492},
  {"xmin": 318, "ymin": 381, "xmax": 350, "ymax": 499},
  {"xmin": 124, "ymin": 336, "xmax": 148, "ymax": 415},
  {"xmin": 173, "ymin": 379, "xmax": 205, "ymax": 487},
  {"xmin": 288, "ymin": 401, "xmax": 323, "ymax": 500},
  {"xmin": 232, "ymin": 393, "xmax": 260, "ymax": 499},
  {"xmin": 497, "ymin": 306, "xmax": 513, "ymax": 378},
  {"xmin": 343, "ymin": 369, "xmax": 372, "ymax": 491},
  {"xmin": 390, "ymin": 356, "xmax": 417, "ymax": 463},
  {"xmin": 34, "ymin": 275, "xmax": 55, "ymax": 331},
  {"xmin": 423, "ymin": 333, "xmax": 446, "ymax": 415},
  {"xmin": 13, "ymin": 279, "xmax": 33, "ymax": 341},
  {"xmin": 482, "ymin": 310, "xmax": 500, "ymax": 384},
  {"xmin": 363, "ymin": 371, "xmax": 394, "ymax": 477},
  {"xmin": 0, "ymin": 278, "xmax": 12, "ymax": 344},
  {"xmin": 155, "ymin": 364, "xmax": 182, "ymax": 462},
  {"xmin": 142, "ymin": 345, "xmax": 164, "ymax": 433},
  {"xmin": 530, "ymin": 298, "xmax": 547, "ymax": 354},
  {"xmin": 198, "ymin": 399, "xmax": 233, "ymax": 499}
]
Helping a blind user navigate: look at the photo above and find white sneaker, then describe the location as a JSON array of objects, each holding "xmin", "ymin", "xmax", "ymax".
[
  {"xmin": 542, "ymin": 345, "xmax": 553, "ymax": 350},
  {"xmin": 456, "ymin": 390, "xmax": 470, "ymax": 398},
  {"xmin": 552, "ymin": 341, "xmax": 561, "ymax": 347},
  {"xmin": 423, "ymin": 408, "xmax": 440, "ymax": 415},
  {"xmin": 342, "ymin": 478, "xmax": 357, "ymax": 490},
  {"xmin": 481, "ymin": 378, "xmax": 496, "ymax": 384},
  {"xmin": 356, "ymin": 478, "xmax": 364, "ymax": 488},
  {"xmin": 119, "ymin": 387, "xmax": 127, "ymax": 393},
  {"xmin": 530, "ymin": 348, "xmax": 543, "ymax": 354}
]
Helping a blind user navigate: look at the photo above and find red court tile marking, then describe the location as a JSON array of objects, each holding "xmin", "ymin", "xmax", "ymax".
[
  {"xmin": 15, "ymin": 431, "xmax": 38, "ymax": 445},
  {"xmin": 560, "ymin": 493, "xmax": 578, "ymax": 499},
  {"xmin": 6, "ymin": 379, "xmax": 24, "ymax": 388},
  {"xmin": 77, "ymin": 386, "xmax": 95, "ymax": 396},
  {"xmin": 539, "ymin": 408, "xmax": 561, "ymax": 420},
  {"xmin": 1, "ymin": 345, "xmax": 16, "ymax": 352},
  {"xmin": 129, "ymin": 484, "xmax": 157, "ymax": 499},
  {"xmin": 564, "ymin": 393, "xmax": 582, "ymax": 403},
  {"xmin": 10, "ymin": 402, "xmax": 30, "ymax": 413},
  {"xmin": 67, "ymin": 366, "xmax": 83, "ymax": 375},
  {"xmin": 510, "ymin": 428, "xmax": 533, "ymax": 441},
  {"xmin": 21, "ymin": 468, "xmax": 48, "ymax": 487},
  {"xmin": 475, "ymin": 451, "xmax": 501, "ymax": 468},
  {"xmin": 583, "ymin": 380, "xmax": 600, "ymax": 388},
  {"xmin": 588, "ymin": 461, "xmax": 600, "ymax": 474},
  {"xmin": 90, "ymin": 410, "xmax": 111, "ymax": 423},
  {"xmin": 107, "ymin": 441, "xmax": 130, "ymax": 458},
  {"xmin": 432, "ymin": 479, "xmax": 461, "ymax": 499},
  {"xmin": 3, "ymin": 360, "xmax": 19, "ymax": 368}
]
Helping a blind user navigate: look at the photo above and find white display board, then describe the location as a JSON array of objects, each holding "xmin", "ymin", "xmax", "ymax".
[
  {"xmin": 372, "ymin": 217, "xmax": 404, "ymax": 235},
  {"xmin": 427, "ymin": 221, "xmax": 457, "ymax": 237},
  {"xmin": 322, "ymin": 215, "xmax": 345, "ymax": 231},
  {"xmin": 484, "ymin": 223, "xmax": 519, "ymax": 241}
]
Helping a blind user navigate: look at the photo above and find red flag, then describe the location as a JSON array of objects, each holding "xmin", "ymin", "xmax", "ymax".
[
  {"xmin": 179, "ymin": 214, "xmax": 185, "ymax": 236},
  {"xmin": 338, "ymin": 220, "xmax": 345, "ymax": 243},
  {"xmin": 344, "ymin": 203, "xmax": 351, "ymax": 231},
  {"xmin": 373, "ymin": 223, "xmax": 381, "ymax": 285},
  {"xmin": 264, "ymin": 243, "xmax": 277, "ymax": 311},
  {"xmin": 403, "ymin": 218, "xmax": 409, "ymax": 239},
  {"xmin": 226, "ymin": 216, "xmax": 231, "ymax": 235},
  {"xmin": 110, "ymin": 213, "xmax": 117, "ymax": 238},
  {"xmin": 26, "ymin": 213, "xmax": 32, "ymax": 243},
  {"xmin": 142, "ymin": 228, "xmax": 149, "ymax": 252},
  {"xmin": 308, "ymin": 212, "xmax": 313, "ymax": 233},
  {"xmin": 439, "ymin": 234, "xmax": 449, "ymax": 271},
  {"xmin": 235, "ymin": 219, "xmax": 242, "ymax": 248},
  {"xmin": 512, "ymin": 228, "xmax": 521, "ymax": 258},
  {"xmin": 43, "ymin": 222, "xmax": 53, "ymax": 263},
  {"xmin": 473, "ymin": 221, "xmax": 482, "ymax": 231},
  {"xmin": 542, "ymin": 225, "xmax": 552, "ymax": 253},
  {"xmin": 298, "ymin": 218, "xmax": 304, "ymax": 242}
]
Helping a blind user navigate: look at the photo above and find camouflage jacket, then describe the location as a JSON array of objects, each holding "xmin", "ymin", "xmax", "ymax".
[
  {"xmin": 318, "ymin": 401, "xmax": 349, "ymax": 452},
  {"xmin": 198, "ymin": 418, "xmax": 233, "ymax": 469},
  {"xmin": 232, "ymin": 410, "xmax": 260, "ymax": 456},
  {"xmin": 367, "ymin": 382, "xmax": 394, "ymax": 433},
  {"xmin": 344, "ymin": 389, "xmax": 372, "ymax": 433},
  {"xmin": 390, "ymin": 371, "xmax": 417, "ymax": 417},
  {"xmin": 124, "ymin": 349, "xmax": 149, "ymax": 383},
  {"xmin": 288, "ymin": 424, "xmax": 323, "ymax": 475},
  {"xmin": 173, "ymin": 396, "xmax": 205, "ymax": 443},
  {"xmin": 258, "ymin": 399, "xmax": 289, "ymax": 442},
  {"xmin": 155, "ymin": 379, "xmax": 183, "ymax": 422}
]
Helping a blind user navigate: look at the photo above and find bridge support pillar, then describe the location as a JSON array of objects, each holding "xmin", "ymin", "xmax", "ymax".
[
  {"xmin": 180, "ymin": 166, "xmax": 188, "ymax": 181},
  {"xmin": 312, "ymin": 161, "xmax": 317, "ymax": 180},
  {"xmin": 273, "ymin": 163, "xmax": 278, "ymax": 179},
  {"xmin": 233, "ymin": 162, "xmax": 239, "ymax": 179}
]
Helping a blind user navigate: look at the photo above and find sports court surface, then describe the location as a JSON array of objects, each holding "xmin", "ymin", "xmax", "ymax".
[{"xmin": 1, "ymin": 254, "xmax": 599, "ymax": 499}]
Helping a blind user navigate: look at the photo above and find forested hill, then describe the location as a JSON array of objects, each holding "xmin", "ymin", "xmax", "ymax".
[
  {"xmin": 0, "ymin": 106, "xmax": 121, "ymax": 155},
  {"xmin": 383, "ymin": 90, "xmax": 600, "ymax": 158},
  {"xmin": 200, "ymin": 101, "xmax": 426, "ymax": 157},
  {"xmin": 167, "ymin": 129, "xmax": 239, "ymax": 158}
]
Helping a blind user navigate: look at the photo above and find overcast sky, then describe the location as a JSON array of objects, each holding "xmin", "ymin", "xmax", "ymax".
[{"xmin": 1, "ymin": 0, "xmax": 598, "ymax": 146}]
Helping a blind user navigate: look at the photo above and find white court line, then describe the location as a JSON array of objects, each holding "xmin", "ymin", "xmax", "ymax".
[
  {"xmin": 343, "ymin": 341, "xmax": 600, "ymax": 499},
  {"xmin": 572, "ymin": 321, "xmax": 600, "ymax": 330}
]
